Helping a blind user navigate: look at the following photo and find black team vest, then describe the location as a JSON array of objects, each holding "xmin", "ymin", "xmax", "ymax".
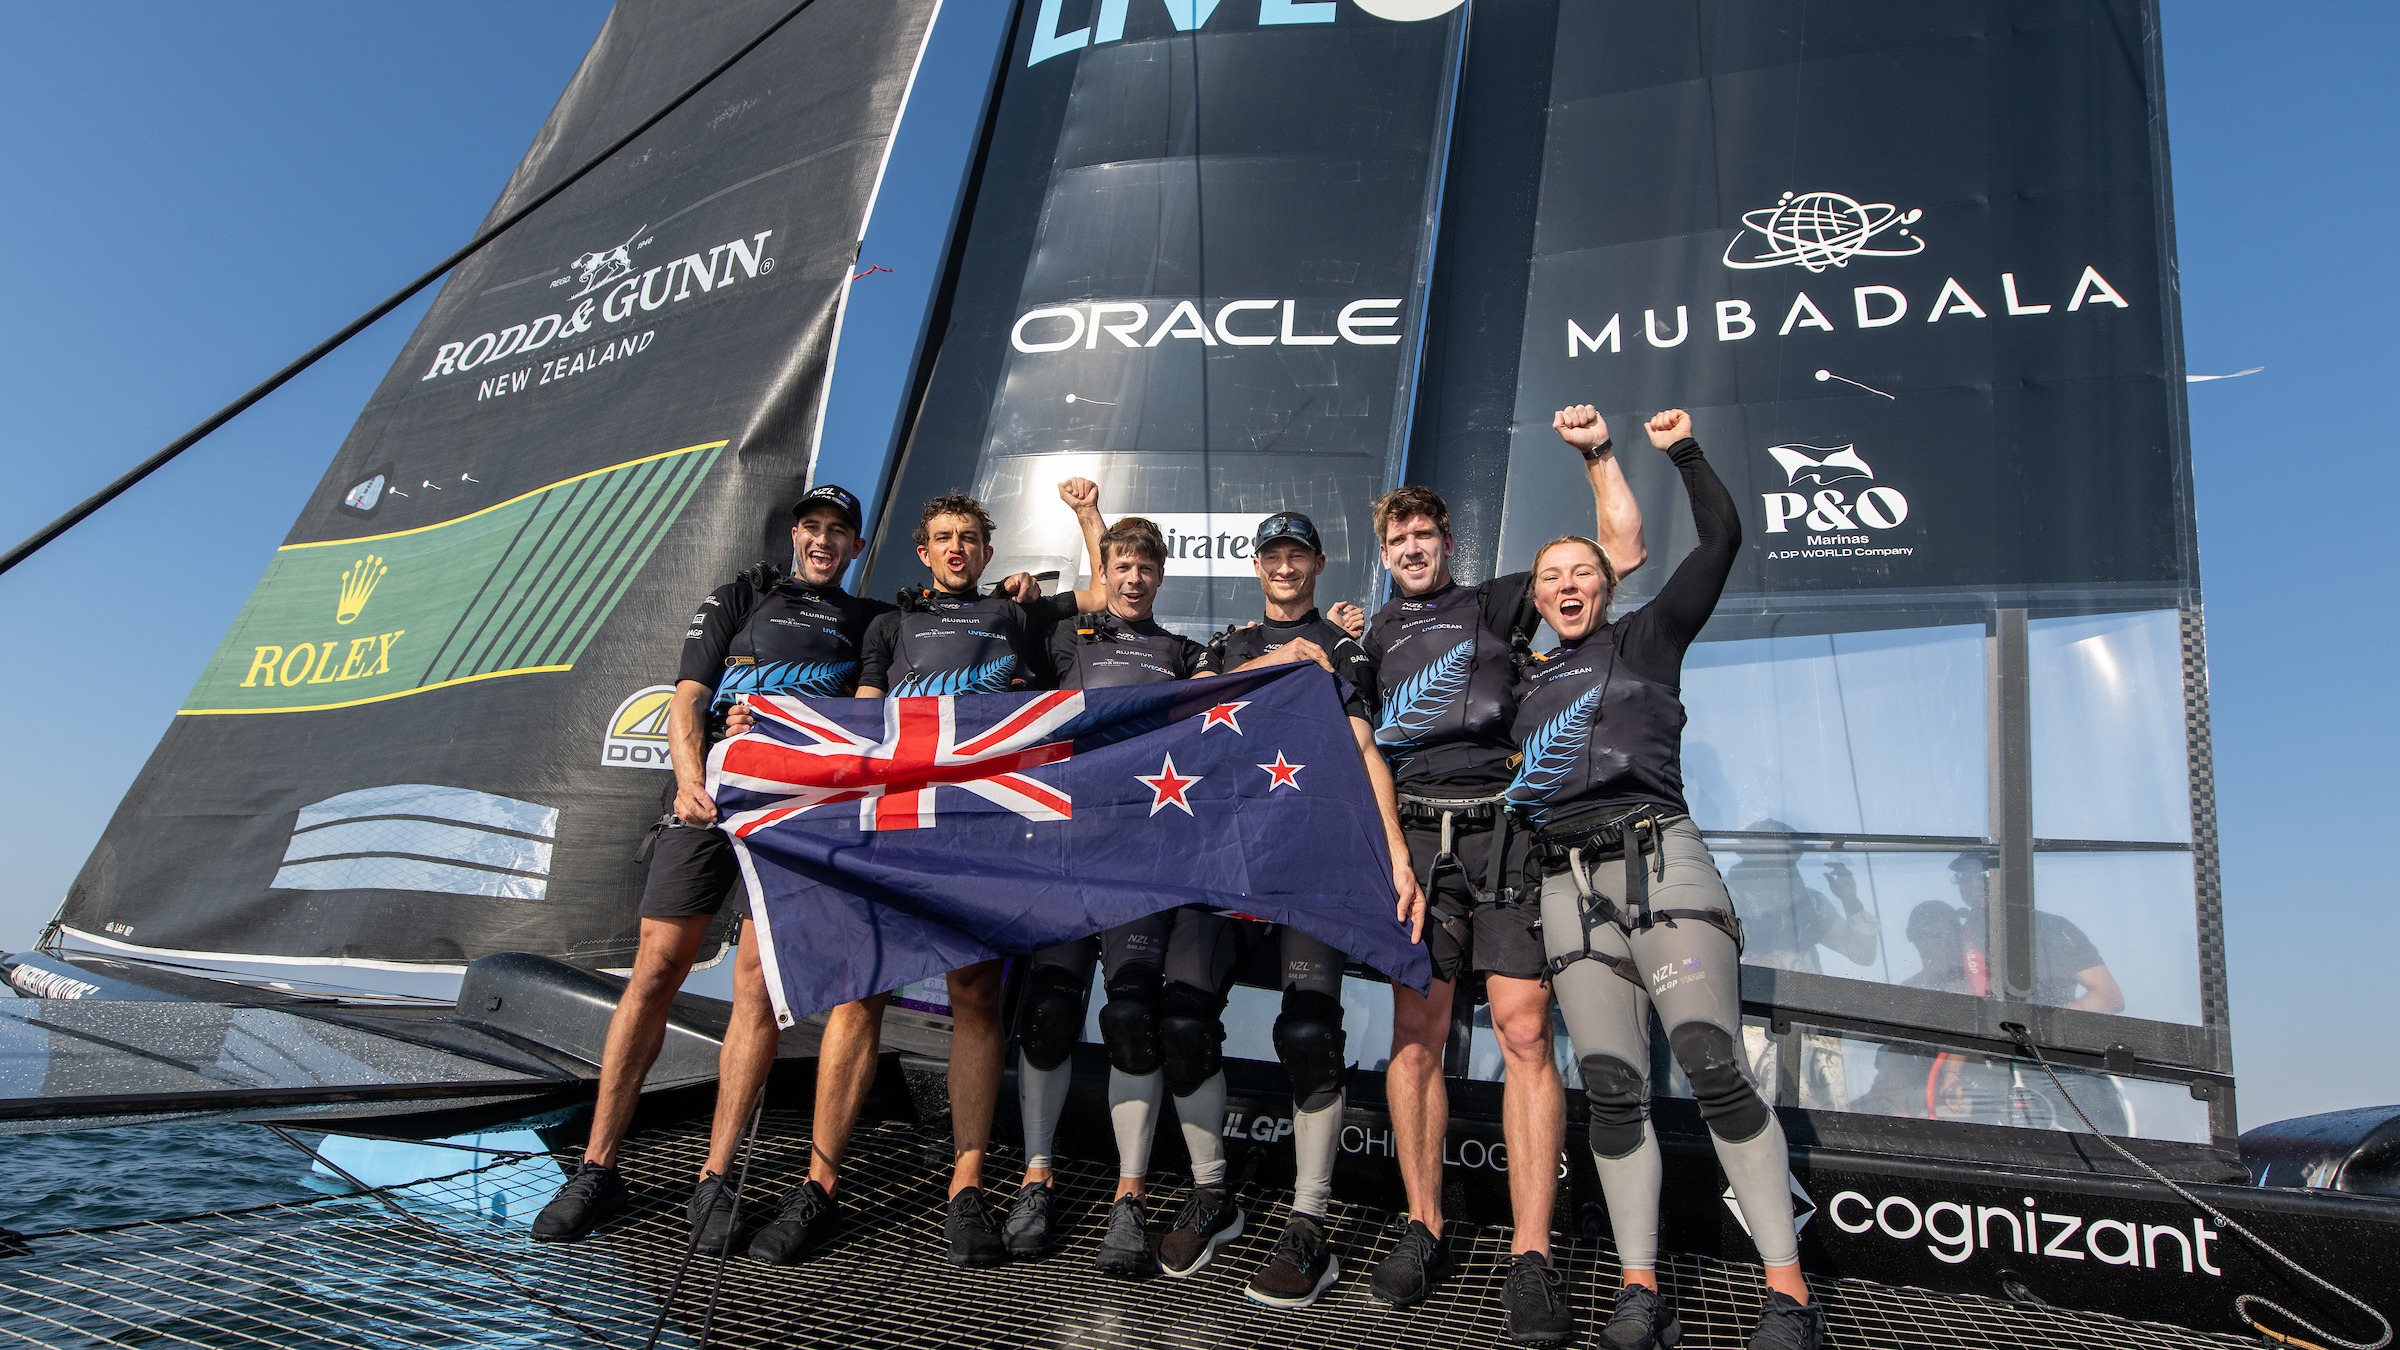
[{"xmin": 1504, "ymin": 624, "xmax": 1690, "ymax": 832}]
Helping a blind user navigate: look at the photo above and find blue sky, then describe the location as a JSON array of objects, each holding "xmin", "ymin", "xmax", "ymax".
[{"xmin": 0, "ymin": 2, "xmax": 2390, "ymax": 1127}]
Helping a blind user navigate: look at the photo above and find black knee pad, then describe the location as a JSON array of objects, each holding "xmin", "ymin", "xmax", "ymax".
[
  {"xmin": 1668, "ymin": 1021, "xmax": 1771, "ymax": 1143},
  {"xmin": 1581, "ymin": 1053, "xmax": 1649, "ymax": 1159},
  {"xmin": 1272, "ymin": 988, "xmax": 1347, "ymax": 1112},
  {"xmin": 1159, "ymin": 980, "xmax": 1225, "ymax": 1096},
  {"xmin": 1096, "ymin": 965, "xmax": 1163, "ymax": 1075},
  {"xmin": 1017, "ymin": 965, "xmax": 1089, "ymax": 1072}
]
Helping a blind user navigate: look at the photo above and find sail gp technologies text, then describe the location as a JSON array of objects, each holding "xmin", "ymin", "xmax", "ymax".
[
  {"xmin": 414, "ymin": 224, "xmax": 777, "ymax": 401},
  {"xmin": 1757, "ymin": 441, "xmax": 1916, "ymax": 564}
]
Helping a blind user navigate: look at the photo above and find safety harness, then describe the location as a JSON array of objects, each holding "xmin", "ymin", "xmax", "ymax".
[
  {"xmin": 1398, "ymin": 789, "xmax": 1524, "ymax": 951},
  {"xmin": 1540, "ymin": 807, "xmax": 1743, "ymax": 987}
]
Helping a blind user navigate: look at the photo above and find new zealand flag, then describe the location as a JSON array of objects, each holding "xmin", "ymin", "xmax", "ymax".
[{"xmin": 710, "ymin": 664, "xmax": 1428, "ymax": 1025}]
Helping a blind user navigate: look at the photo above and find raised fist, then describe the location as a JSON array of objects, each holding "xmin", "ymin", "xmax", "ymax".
[
  {"xmin": 1057, "ymin": 477, "xmax": 1100, "ymax": 513},
  {"xmin": 1552, "ymin": 404, "xmax": 1611, "ymax": 453},
  {"xmin": 1645, "ymin": 408, "xmax": 1692, "ymax": 450}
]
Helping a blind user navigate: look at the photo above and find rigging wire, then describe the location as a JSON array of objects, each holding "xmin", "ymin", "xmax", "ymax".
[
  {"xmin": 2001, "ymin": 1024, "xmax": 2393, "ymax": 1350},
  {"xmin": 0, "ymin": 0, "xmax": 829, "ymax": 581},
  {"xmin": 641, "ymin": 1085, "xmax": 768, "ymax": 1350},
  {"xmin": 261, "ymin": 1124, "xmax": 613, "ymax": 1347}
]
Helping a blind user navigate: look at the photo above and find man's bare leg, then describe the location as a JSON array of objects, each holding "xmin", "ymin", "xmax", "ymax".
[
  {"xmin": 1486, "ymin": 973, "xmax": 1565, "ymax": 1259},
  {"xmin": 1387, "ymin": 977, "xmax": 1455, "ymax": 1235},
  {"xmin": 805, "ymin": 992, "xmax": 891, "ymax": 1197},
  {"xmin": 701, "ymin": 924, "xmax": 781, "ymax": 1177},
  {"xmin": 944, "ymin": 959, "xmax": 1005, "ymax": 1197},
  {"xmin": 581, "ymin": 915, "xmax": 712, "ymax": 1167}
]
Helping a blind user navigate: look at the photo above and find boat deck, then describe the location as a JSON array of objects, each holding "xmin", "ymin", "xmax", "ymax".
[{"xmin": 0, "ymin": 1106, "xmax": 2256, "ymax": 1350}]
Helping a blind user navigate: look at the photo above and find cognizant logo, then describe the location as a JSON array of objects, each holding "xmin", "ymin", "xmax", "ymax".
[
  {"xmin": 1028, "ymin": 0, "xmax": 1466, "ymax": 66},
  {"xmin": 1827, "ymin": 1190, "xmax": 2225, "ymax": 1275},
  {"xmin": 1011, "ymin": 298, "xmax": 1402, "ymax": 353}
]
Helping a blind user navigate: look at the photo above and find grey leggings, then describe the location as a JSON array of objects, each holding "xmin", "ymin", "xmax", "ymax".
[{"xmin": 1540, "ymin": 816, "xmax": 1799, "ymax": 1269}]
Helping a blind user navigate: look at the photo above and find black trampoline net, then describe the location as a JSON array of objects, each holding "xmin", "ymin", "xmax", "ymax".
[{"xmin": 0, "ymin": 1111, "xmax": 2253, "ymax": 1350}]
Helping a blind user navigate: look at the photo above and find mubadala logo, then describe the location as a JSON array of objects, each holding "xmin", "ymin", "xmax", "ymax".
[
  {"xmin": 419, "ymin": 223, "xmax": 774, "ymax": 385},
  {"xmin": 1566, "ymin": 190, "xmax": 2129, "ymax": 358},
  {"xmin": 1011, "ymin": 298, "xmax": 1401, "ymax": 353},
  {"xmin": 1724, "ymin": 190, "xmax": 1925, "ymax": 272},
  {"xmin": 1760, "ymin": 442, "xmax": 1915, "ymax": 562}
]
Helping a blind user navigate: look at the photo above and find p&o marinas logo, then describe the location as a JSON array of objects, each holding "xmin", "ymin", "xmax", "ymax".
[
  {"xmin": 1566, "ymin": 187, "xmax": 2130, "ymax": 358},
  {"xmin": 418, "ymin": 221, "xmax": 777, "ymax": 402},
  {"xmin": 1759, "ymin": 442, "xmax": 1915, "ymax": 565}
]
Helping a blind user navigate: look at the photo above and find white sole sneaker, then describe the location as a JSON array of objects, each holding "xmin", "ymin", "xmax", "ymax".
[
  {"xmin": 1160, "ymin": 1207, "xmax": 1245, "ymax": 1279},
  {"xmin": 1245, "ymin": 1253, "xmax": 1341, "ymax": 1309}
]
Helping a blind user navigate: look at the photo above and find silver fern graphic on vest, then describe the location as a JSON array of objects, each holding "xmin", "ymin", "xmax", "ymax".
[
  {"xmin": 715, "ymin": 660, "xmax": 857, "ymax": 706},
  {"xmin": 1375, "ymin": 640, "xmax": 1473, "ymax": 746},
  {"xmin": 892, "ymin": 659, "xmax": 1016, "ymax": 698},
  {"xmin": 1506, "ymin": 684, "xmax": 1608, "ymax": 805}
]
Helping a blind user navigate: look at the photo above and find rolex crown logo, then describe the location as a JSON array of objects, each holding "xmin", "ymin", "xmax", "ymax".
[{"xmin": 336, "ymin": 555, "xmax": 387, "ymax": 625}]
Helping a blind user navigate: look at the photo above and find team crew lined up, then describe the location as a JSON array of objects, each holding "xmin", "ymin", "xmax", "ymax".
[{"xmin": 531, "ymin": 404, "xmax": 1824, "ymax": 1350}]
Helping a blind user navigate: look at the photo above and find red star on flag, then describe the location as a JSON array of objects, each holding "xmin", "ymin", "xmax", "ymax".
[
  {"xmin": 1258, "ymin": 752, "xmax": 1304, "ymax": 791},
  {"xmin": 1136, "ymin": 753, "xmax": 1202, "ymax": 816},
  {"xmin": 1200, "ymin": 702, "xmax": 1249, "ymax": 734}
]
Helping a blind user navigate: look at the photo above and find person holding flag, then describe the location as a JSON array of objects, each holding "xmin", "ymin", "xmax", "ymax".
[
  {"xmin": 1513, "ymin": 410, "xmax": 1819, "ymax": 1350},
  {"xmin": 1363, "ymin": 406, "xmax": 1645, "ymax": 1346},
  {"xmin": 715, "ymin": 488, "xmax": 1099, "ymax": 1270},
  {"xmin": 1001, "ymin": 498, "xmax": 1218, "ymax": 1272},
  {"xmin": 1138, "ymin": 510, "xmax": 1416, "ymax": 1309},
  {"xmin": 528, "ymin": 484, "xmax": 908, "ymax": 1241}
]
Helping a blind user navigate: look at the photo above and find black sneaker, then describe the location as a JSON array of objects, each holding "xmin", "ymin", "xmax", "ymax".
[
  {"xmin": 1499, "ymin": 1251, "xmax": 1575, "ymax": 1347},
  {"xmin": 1093, "ymin": 1195, "xmax": 1157, "ymax": 1277},
  {"xmin": 1368, "ymin": 1219, "xmax": 1453, "ymax": 1307},
  {"xmin": 746, "ymin": 1179, "xmax": 840, "ymax": 1265},
  {"xmin": 945, "ymin": 1186, "xmax": 1008, "ymax": 1268},
  {"xmin": 1245, "ymin": 1213, "xmax": 1340, "ymax": 1308},
  {"xmin": 1746, "ymin": 1290, "xmax": 1823, "ymax": 1350},
  {"xmin": 1156, "ymin": 1184, "xmax": 1244, "ymax": 1277},
  {"xmin": 1003, "ymin": 1181, "xmax": 1056, "ymax": 1259},
  {"xmin": 531, "ymin": 1161, "xmax": 626, "ymax": 1242},
  {"xmin": 1600, "ymin": 1282, "xmax": 1684, "ymax": 1350},
  {"xmin": 688, "ymin": 1171, "xmax": 749, "ymax": 1255}
]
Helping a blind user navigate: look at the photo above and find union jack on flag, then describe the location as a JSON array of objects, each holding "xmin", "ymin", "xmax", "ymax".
[{"xmin": 709, "ymin": 664, "xmax": 1429, "ymax": 1025}]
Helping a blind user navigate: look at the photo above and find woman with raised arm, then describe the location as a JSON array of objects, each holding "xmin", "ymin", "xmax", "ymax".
[{"xmin": 1505, "ymin": 410, "xmax": 1820, "ymax": 1350}]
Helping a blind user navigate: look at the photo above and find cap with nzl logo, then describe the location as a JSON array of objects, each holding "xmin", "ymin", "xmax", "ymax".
[
  {"xmin": 1253, "ymin": 512, "xmax": 1321, "ymax": 553},
  {"xmin": 793, "ymin": 484, "xmax": 863, "ymax": 532}
]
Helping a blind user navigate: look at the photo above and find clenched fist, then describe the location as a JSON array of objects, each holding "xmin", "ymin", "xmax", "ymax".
[
  {"xmin": 1057, "ymin": 477, "xmax": 1099, "ymax": 513},
  {"xmin": 1645, "ymin": 408, "xmax": 1692, "ymax": 450},
  {"xmin": 1553, "ymin": 404, "xmax": 1611, "ymax": 454}
]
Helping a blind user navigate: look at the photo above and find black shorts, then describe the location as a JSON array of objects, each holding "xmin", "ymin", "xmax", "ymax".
[
  {"xmin": 1404, "ymin": 812, "xmax": 1544, "ymax": 984},
  {"xmin": 637, "ymin": 820, "xmax": 742, "ymax": 919}
]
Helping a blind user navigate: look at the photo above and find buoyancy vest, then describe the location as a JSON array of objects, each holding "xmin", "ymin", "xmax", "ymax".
[{"xmin": 1504, "ymin": 623, "xmax": 1691, "ymax": 831}]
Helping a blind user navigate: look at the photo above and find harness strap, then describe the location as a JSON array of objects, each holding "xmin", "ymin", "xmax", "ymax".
[
  {"xmin": 1544, "ymin": 847, "xmax": 1643, "ymax": 987},
  {"xmin": 1540, "ymin": 818, "xmax": 1747, "ymax": 982}
]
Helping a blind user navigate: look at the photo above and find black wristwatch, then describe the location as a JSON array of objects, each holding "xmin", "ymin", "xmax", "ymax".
[{"xmin": 1578, "ymin": 437, "xmax": 1614, "ymax": 462}]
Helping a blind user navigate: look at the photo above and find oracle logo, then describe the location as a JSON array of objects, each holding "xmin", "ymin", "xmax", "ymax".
[{"xmin": 1010, "ymin": 298, "xmax": 1402, "ymax": 353}]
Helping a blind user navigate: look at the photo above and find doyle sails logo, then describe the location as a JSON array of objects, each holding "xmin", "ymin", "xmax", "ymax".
[
  {"xmin": 1566, "ymin": 189, "xmax": 2130, "ymax": 357},
  {"xmin": 418, "ymin": 224, "xmax": 775, "ymax": 383},
  {"xmin": 1760, "ymin": 443, "xmax": 1915, "ymax": 563},
  {"xmin": 603, "ymin": 685, "xmax": 677, "ymax": 770}
]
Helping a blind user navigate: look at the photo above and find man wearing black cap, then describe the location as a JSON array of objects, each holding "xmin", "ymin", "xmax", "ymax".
[
  {"xmin": 1137, "ymin": 511, "xmax": 1419, "ymax": 1309},
  {"xmin": 532, "ymin": 483, "xmax": 896, "ymax": 1245}
]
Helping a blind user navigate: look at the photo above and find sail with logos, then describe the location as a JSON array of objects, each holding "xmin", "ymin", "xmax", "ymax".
[{"xmin": 8, "ymin": 1, "xmax": 2398, "ymax": 1343}]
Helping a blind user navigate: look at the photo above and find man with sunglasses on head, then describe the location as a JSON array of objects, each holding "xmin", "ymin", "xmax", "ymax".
[{"xmin": 1131, "ymin": 511, "xmax": 1420, "ymax": 1309}]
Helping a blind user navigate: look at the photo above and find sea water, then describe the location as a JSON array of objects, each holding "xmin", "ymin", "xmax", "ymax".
[{"xmin": 0, "ymin": 1121, "xmax": 324, "ymax": 1235}]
